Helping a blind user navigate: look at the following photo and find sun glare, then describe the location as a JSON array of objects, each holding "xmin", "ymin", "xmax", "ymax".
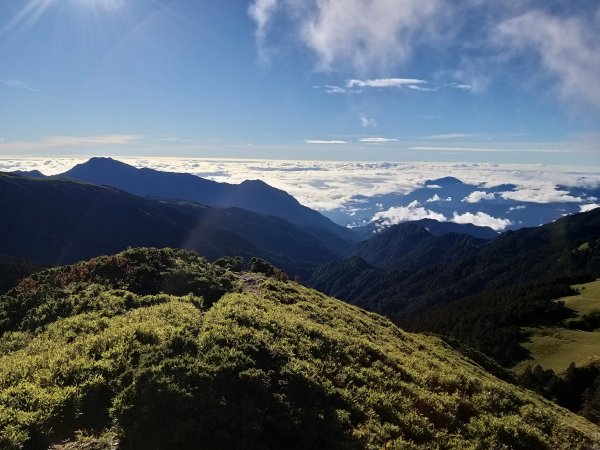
[
  {"xmin": 71, "ymin": 0, "xmax": 125, "ymax": 14},
  {"xmin": 1, "ymin": 0, "xmax": 125, "ymax": 36}
]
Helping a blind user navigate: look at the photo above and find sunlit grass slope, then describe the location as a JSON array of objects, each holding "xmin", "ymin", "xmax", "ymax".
[
  {"xmin": 519, "ymin": 280, "xmax": 600, "ymax": 374},
  {"xmin": 1, "ymin": 248, "xmax": 599, "ymax": 449},
  {"xmin": 564, "ymin": 280, "xmax": 600, "ymax": 316}
]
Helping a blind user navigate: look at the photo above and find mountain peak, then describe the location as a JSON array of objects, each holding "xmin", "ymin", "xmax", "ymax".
[
  {"xmin": 83, "ymin": 157, "xmax": 131, "ymax": 168},
  {"xmin": 425, "ymin": 176, "xmax": 464, "ymax": 186}
]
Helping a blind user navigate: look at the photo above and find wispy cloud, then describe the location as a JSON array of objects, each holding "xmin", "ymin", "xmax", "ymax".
[
  {"xmin": 0, "ymin": 134, "xmax": 141, "ymax": 152},
  {"xmin": 305, "ymin": 139, "xmax": 348, "ymax": 144},
  {"xmin": 248, "ymin": 0, "xmax": 278, "ymax": 63},
  {"xmin": 494, "ymin": 9, "xmax": 600, "ymax": 108},
  {"xmin": 250, "ymin": 2, "xmax": 600, "ymax": 110},
  {"xmin": 346, "ymin": 78, "xmax": 427, "ymax": 89},
  {"xmin": 360, "ymin": 115, "xmax": 377, "ymax": 128},
  {"xmin": 406, "ymin": 84, "xmax": 438, "ymax": 92},
  {"xmin": 359, "ymin": 137, "xmax": 398, "ymax": 143},
  {"xmin": 317, "ymin": 78, "xmax": 465, "ymax": 95},
  {"xmin": 446, "ymin": 82, "xmax": 472, "ymax": 90},
  {"xmin": 425, "ymin": 133, "xmax": 477, "ymax": 140},
  {"xmin": 2, "ymin": 79, "xmax": 39, "ymax": 92},
  {"xmin": 249, "ymin": 0, "xmax": 446, "ymax": 73},
  {"xmin": 43, "ymin": 135, "xmax": 141, "ymax": 146},
  {"xmin": 158, "ymin": 137, "xmax": 192, "ymax": 143},
  {"xmin": 410, "ymin": 146, "xmax": 578, "ymax": 153}
]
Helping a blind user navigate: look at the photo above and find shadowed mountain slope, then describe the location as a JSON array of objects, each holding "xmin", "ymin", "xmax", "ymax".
[
  {"xmin": 311, "ymin": 208, "xmax": 600, "ymax": 364},
  {"xmin": 350, "ymin": 220, "xmax": 490, "ymax": 269},
  {"xmin": 60, "ymin": 157, "xmax": 356, "ymax": 253},
  {"xmin": 0, "ymin": 173, "xmax": 337, "ymax": 276}
]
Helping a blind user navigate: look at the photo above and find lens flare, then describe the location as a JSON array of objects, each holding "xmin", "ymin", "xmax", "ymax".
[{"xmin": 1, "ymin": 0, "xmax": 125, "ymax": 37}]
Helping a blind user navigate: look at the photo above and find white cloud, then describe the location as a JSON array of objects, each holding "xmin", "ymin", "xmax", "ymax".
[
  {"xmin": 305, "ymin": 140, "xmax": 348, "ymax": 144},
  {"xmin": 249, "ymin": 2, "xmax": 600, "ymax": 111},
  {"xmin": 325, "ymin": 85, "xmax": 346, "ymax": 94},
  {"xmin": 580, "ymin": 203, "xmax": 599, "ymax": 213},
  {"xmin": 507, "ymin": 205, "xmax": 526, "ymax": 212},
  {"xmin": 0, "ymin": 134, "xmax": 141, "ymax": 153},
  {"xmin": 500, "ymin": 189, "xmax": 584, "ymax": 204},
  {"xmin": 248, "ymin": 0, "xmax": 278, "ymax": 62},
  {"xmin": 426, "ymin": 194, "xmax": 451, "ymax": 203},
  {"xmin": 406, "ymin": 84, "xmax": 438, "ymax": 92},
  {"xmin": 300, "ymin": 0, "xmax": 443, "ymax": 72},
  {"xmin": 2, "ymin": 79, "xmax": 39, "ymax": 92},
  {"xmin": 44, "ymin": 135, "xmax": 140, "ymax": 146},
  {"xmin": 463, "ymin": 191, "xmax": 495, "ymax": 203},
  {"xmin": 360, "ymin": 115, "xmax": 377, "ymax": 128},
  {"xmin": 346, "ymin": 78, "xmax": 427, "ymax": 88},
  {"xmin": 371, "ymin": 200, "xmax": 447, "ymax": 228},
  {"xmin": 451, "ymin": 212, "xmax": 512, "ymax": 231},
  {"xmin": 249, "ymin": 0, "xmax": 445, "ymax": 73},
  {"xmin": 446, "ymin": 82, "xmax": 472, "ymax": 90},
  {"xmin": 359, "ymin": 137, "xmax": 397, "ymax": 143},
  {"xmin": 411, "ymin": 146, "xmax": 576, "ymax": 153},
  {"xmin": 495, "ymin": 9, "xmax": 600, "ymax": 108},
  {"xmin": 317, "ymin": 85, "xmax": 362, "ymax": 94},
  {"xmin": 4, "ymin": 157, "xmax": 600, "ymax": 215},
  {"xmin": 425, "ymin": 133, "xmax": 477, "ymax": 140}
]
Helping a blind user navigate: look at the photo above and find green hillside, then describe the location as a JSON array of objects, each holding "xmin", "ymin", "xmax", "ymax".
[
  {"xmin": 0, "ymin": 254, "xmax": 43, "ymax": 295},
  {"xmin": 518, "ymin": 279, "xmax": 600, "ymax": 373},
  {"xmin": 1, "ymin": 248, "xmax": 599, "ymax": 449}
]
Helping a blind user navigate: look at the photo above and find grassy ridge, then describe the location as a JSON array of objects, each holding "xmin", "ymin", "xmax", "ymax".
[
  {"xmin": 518, "ymin": 279, "xmax": 600, "ymax": 373},
  {"xmin": 0, "ymin": 248, "xmax": 599, "ymax": 449},
  {"xmin": 564, "ymin": 280, "xmax": 600, "ymax": 316}
]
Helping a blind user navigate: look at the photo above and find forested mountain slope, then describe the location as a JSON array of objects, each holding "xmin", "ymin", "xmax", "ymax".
[
  {"xmin": 350, "ymin": 221, "xmax": 489, "ymax": 270},
  {"xmin": 60, "ymin": 158, "xmax": 356, "ymax": 253},
  {"xmin": 311, "ymin": 208, "xmax": 600, "ymax": 364},
  {"xmin": 0, "ymin": 254, "xmax": 43, "ymax": 295},
  {"xmin": 0, "ymin": 173, "xmax": 337, "ymax": 276}
]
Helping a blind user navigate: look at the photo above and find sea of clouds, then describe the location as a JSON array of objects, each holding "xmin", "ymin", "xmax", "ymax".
[{"xmin": 2, "ymin": 157, "xmax": 599, "ymax": 229}]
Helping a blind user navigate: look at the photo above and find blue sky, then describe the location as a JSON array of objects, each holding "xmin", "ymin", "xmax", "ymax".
[{"xmin": 0, "ymin": 0, "xmax": 599, "ymax": 164}]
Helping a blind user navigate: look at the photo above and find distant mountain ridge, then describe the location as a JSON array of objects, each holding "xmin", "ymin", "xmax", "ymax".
[
  {"xmin": 0, "ymin": 172, "xmax": 337, "ymax": 276},
  {"xmin": 60, "ymin": 157, "xmax": 356, "ymax": 253},
  {"xmin": 325, "ymin": 176, "xmax": 598, "ymax": 231},
  {"xmin": 353, "ymin": 217, "xmax": 498, "ymax": 241},
  {"xmin": 311, "ymin": 207, "xmax": 600, "ymax": 364},
  {"xmin": 349, "ymin": 220, "xmax": 490, "ymax": 269}
]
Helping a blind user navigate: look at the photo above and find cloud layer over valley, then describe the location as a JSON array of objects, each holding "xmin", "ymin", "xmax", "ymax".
[{"xmin": 2, "ymin": 157, "xmax": 599, "ymax": 232}]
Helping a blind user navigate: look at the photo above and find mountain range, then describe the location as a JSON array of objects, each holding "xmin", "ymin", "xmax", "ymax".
[
  {"xmin": 0, "ymin": 172, "xmax": 337, "ymax": 277},
  {"xmin": 2, "ymin": 159, "xmax": 600, "ymax": 442},
  {"xmin": 327, "ymin": 175, "xmax": 599, "ymax": 232},
  {"xmin": 311, "ymin": 207, "xmax": 600, "ymax": 364},
  {"xmin": 59, "ymin": 157, "xmax": 356, "ymax": 254}
]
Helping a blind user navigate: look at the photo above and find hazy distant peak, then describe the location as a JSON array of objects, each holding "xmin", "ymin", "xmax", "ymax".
[
  {"xmin": 83, "ymin": 156, "xmax": 133, "ymax": 168},
  {"xmin": 426, "ymin": 176, "xmax": 464, "ymax": 186},
  {"xmin": 8, "ymin": 170, "xmax": 46, "ymax": 178}
]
